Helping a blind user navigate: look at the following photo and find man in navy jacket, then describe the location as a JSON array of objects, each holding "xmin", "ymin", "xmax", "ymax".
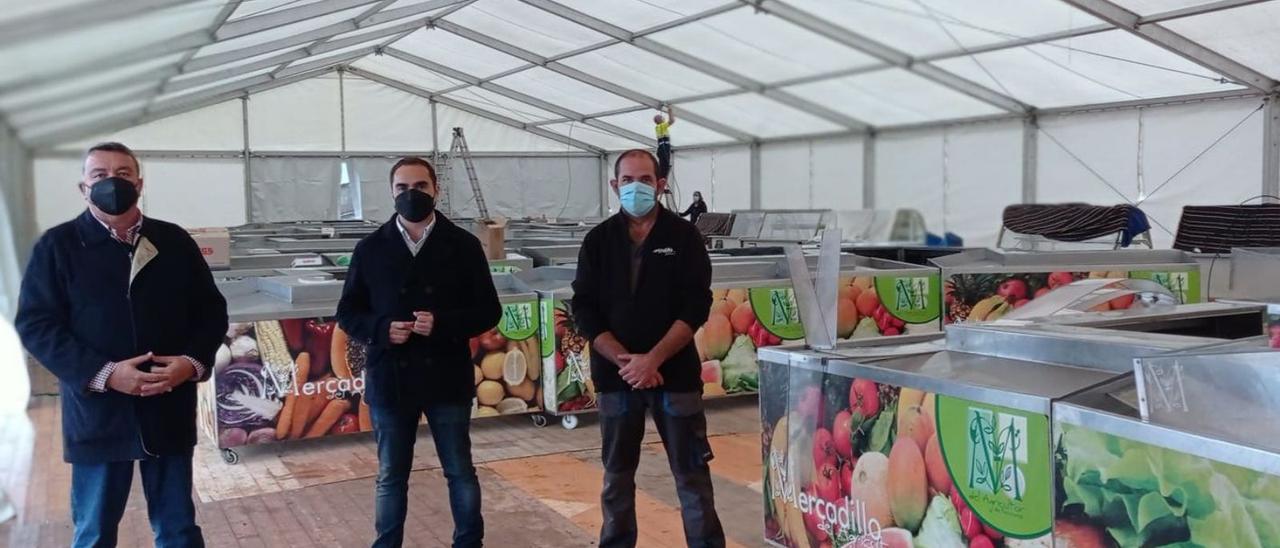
[
  {"xmin": 16, "ymin": 142, "xmax": 227, "ymax": 548},
  {"xmin": 337, "ymin": 157, "xmax": 500, "ymax": 548}
]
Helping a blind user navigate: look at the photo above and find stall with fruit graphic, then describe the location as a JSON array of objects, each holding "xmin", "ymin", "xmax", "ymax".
[
  {"xmin": 199, "ymin": 275, "xmax": 545, "ymax": 462},
  {"xmin": 697, "ymin": 261, "xmax": 940, "ymax": 401},
  {"xmin": 757, "ymin": 324, "xmax": 1138, "ymax": 548},
  {"xmin": 1053, "ymin": 366, "xmax": 1280, "ymax": 548},
  {"xmin": 933, "ymin": 250, "xmax": 1201, "ymax": 324}
]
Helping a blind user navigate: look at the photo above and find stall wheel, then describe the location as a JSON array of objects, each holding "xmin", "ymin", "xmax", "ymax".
[
  {"xmin": 531, "ymin": 414, "xmax": 549, "ymax": 428},
  {"xmin": 561, "ymin": 415, "xmax": 579, "ymax": 430},
  {"xmin": 221, "ymin": 448, "xmax": 240, "ymax": 465}
]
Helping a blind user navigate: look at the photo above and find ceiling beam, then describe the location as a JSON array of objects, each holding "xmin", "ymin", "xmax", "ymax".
[
  {"xmin": 24, "ymin": 68, "xmax": 338, "ymax": 149},
  {"xmin": 164, "ymin": 49, "xmax": 310, "ymax": 94},
  {"xmin": 747, "ymin": 0, "xmax": 1028, "ymax": 113},
  {"xmin": 516, "ymin": 0, "xmax": 870, "ymax": 131},
  {"xmin": 0, "ymin": 0, "xmax": 190, "ymax": 48},
  {"xmin": 349, "ymin": 68, "xmax": 607, "ymax": 154},
  {"xmin": 151, "ymin": 1, "xmax": 245, "ymax": 106},
  {"xmin": 216, "ymin": 0, "xmax": 380, "ymax": 40},
  {"xmin": 183, "ymin": 0, "xmax": 465, "ymax": 73},
  {"xmin": 6, "ymin": 66, "xmax": 182, "ymax": 116},
  {"xmin": 0, "ymin": 30, "xmax": 210, "ymax": 97},
  {"xmin": 1060, "ymin": 0, "xmax": 1277, "ymax": 91},
  {"xmin": 385, "ymin": 50, "xmax": 652, "ymax": 145}
]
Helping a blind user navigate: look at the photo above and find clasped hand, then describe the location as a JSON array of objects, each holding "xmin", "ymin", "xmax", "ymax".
[
  {"xmin": 617, "ymin": 352, "xmax": 663, "ymax": 390},
  {"xmin": 390, "ymin": 311, "xmax": 435, "ymax": 344},
  {"xmin": 107, "ymin": 353, "xmax": 196, "ymax": 397}
]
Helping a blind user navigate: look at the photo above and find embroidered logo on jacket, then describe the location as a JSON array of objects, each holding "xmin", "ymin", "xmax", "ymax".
[{"xmin": 652, "ymin": 247, "xmax": 676, "ymax": 256}]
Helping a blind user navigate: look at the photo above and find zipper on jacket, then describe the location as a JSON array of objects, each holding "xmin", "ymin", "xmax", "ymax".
[{"xmin": 127, "ymin": 250, "xmax": 156, "ymax": 458}]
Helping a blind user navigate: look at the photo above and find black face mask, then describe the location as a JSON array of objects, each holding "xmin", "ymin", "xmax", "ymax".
[
  {"xmin": 88, "ymin": 177, "xmax": 140, "ymax": 216},
  {"xmin": 395, "ymin": 189, "xmax": 435, "ymax": 223}
]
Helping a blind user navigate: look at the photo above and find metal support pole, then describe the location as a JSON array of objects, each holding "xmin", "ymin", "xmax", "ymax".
[
  {"xmin": 749, "ymin": 142, "xmax": 762, "ymax": 209},
  {"xmin": 430, "ymin": 99, "xmax": 440, "ymax": 165},
  {"xmin": 862, "ymin": 134, "xmax": 876, "ymax": 209},
  {"xmin": 1022, "ymin": 116, "xmax": 1038, "ymax": 204},
  {"xmin": 1264, "ymin": 96, "xmax": 1280, "ymax": 203},
  {"xmin": 241, "ymin": 95, "xmax": 253, "ymax": 222},
  {"xmin": 338, "ymin": 67, "xmax": 347, "ymax": 154},
  {"xmin": 599, "ymin": 153, "xmax": 609, "ymax": 218}
]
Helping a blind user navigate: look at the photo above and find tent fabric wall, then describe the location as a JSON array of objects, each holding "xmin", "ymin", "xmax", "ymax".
[
  {"xmin": 139, "ymin": 159, "xmax": 247, "ymax": 228},
  {"xmin": 54, "ymin": 100, "xmax": 245, "ymax": 152},
  {"xmin": 670, "ymin": 146, "xmax": 752, "ymax": 213},
  {"xmin": 942, "ymin": 121, "xmax": 1024, "ymax": 248},
  {"xmin": 249, "ymin": 157, "xmax": 343, "ymax": 222},
  {"xmin": 0, "ymin": 122, "xmax": 32, "ymax": 318},
  {"xmin": 439, "ymin": 156, "xmax": 603, "ymax": 220},
  {"xmin": 342, "ymin": 77, "xmax": 433, "ymax": 152},
  {"xmin": 760, "ymin": 137, "xmax": 863, "ymax": 211},
  {"xmin": 1036, "ymin": 96, "xmax": 1265, "ymax": 246},
  {"xmin": 249, "ymin": 77, "xmax": 343, "ymax": 151},
  {"xmin": 348, "ymin": 157, "xmax": 398, "ymax": 222},
  {"xmin": 875, "ymin": 131, "xmax": 946, "ymax": 235}
]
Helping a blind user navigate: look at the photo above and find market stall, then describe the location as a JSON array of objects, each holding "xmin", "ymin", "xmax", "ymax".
[
  {"xmin": 756, "ymin": 323, "xmax": 1228, "ymax": 548},
  {"xmin": 933, "ymin": 249, "xmax": 1202, "ymax": 324},
  {"xmin": 1053, "ymin": 335, "xmax": 1280, "ymax": 547},
  {"xmin": 199, "ymin": 271, "xmax": 545, "ymax": 464}
]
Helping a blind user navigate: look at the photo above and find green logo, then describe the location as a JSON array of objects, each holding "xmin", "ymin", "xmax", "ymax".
[
  {"xmin": 489, "ymin": 265, "xmax": 522, "ymax": 274},
  {"xmin": 875, "ymin": 275, "xmax": 941, "ymax": 324},
  {"xmin": 499, "ymin": 302, "xmax": 538, "ymax": 341},
  {"xmin": 966, "ymin": 408, "xmax": 1027, "ymax": 500},
  {"xmin": 539, "ymin": 300, "xmax": 554, "ymax": 357},
  {"xmin": 938, "ymin": 395, "xmax": 1051, "ymax": 539},
  {"xmin": 1130, "ymin": 270, "xmax": 1200, "ymax": 304},
  {"xmin": 749, "ymin": 287, "xmax": 806, "ymax": 341}
]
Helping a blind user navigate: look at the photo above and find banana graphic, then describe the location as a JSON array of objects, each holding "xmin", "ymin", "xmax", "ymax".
[
  {"xmin": 968, "ymin": 295, "xmax": 1008, "ymax": 322},
  {"xmin": 985, "ymin": 301, "xmax": 1013, "ymax": 321}
]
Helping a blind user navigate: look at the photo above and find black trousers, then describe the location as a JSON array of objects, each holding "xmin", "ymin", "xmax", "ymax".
[
  {"xmin": 597, "ymin": 390, "xmax": 725, "ymax": 548},
  {"xmin": 657, "ymin": 137, "xmax": 672, "ymax": 179}
]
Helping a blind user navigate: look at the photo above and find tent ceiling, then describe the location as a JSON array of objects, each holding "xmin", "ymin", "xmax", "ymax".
[{"xmin": 3, "ymin": 0, "xmax": 1277, "ymax": 150}]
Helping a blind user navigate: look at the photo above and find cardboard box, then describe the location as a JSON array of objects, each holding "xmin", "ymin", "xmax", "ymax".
[
  {"xmin": 189, "ymin": 227, "xmax": 230, "ymax": 268},
  {"xmin": 474, "ymin": 218, "xmax": 507, "ymax": 260}
]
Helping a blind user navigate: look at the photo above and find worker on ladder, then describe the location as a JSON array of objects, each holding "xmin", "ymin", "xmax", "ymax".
[{"xmin": 653, "ymin": 105, "xmax": 674, "ymax": 180}]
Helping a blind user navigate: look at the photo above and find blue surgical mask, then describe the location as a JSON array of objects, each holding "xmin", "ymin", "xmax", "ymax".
[{"xmin": 618, "ymin": 182, "xmax": 656, "ymax": 217}]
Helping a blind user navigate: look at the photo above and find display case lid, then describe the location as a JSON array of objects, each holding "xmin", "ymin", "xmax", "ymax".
[
  {"xmin": 513, "ymin": 265, "xmax": 577, "ymax": 293},
  {"xmin": 1133, "ymin": 336, "xmax": 1280, "ymax": 457},
  {"xmin": 930, "ymin": 248, "xmax": 1194, "ymax": 269},
  {"xmin": 945, "ymin": 323, "xmax": 1222, "ymax": 373},
  {"xmin": 1055, "ymin": 376, "xmax": 1280, "ymax": 476}
]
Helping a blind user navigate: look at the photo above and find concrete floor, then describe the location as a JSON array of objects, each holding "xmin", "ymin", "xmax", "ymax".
[{"xmin": 1, "ymin": 386, "xmax": 768, "ymax": 548}]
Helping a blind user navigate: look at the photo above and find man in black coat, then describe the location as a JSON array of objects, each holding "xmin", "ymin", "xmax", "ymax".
[
  {"xmin": 16, "ymin": 142, "xmax": 227, "ymax": 548},
  {"xmin": 573, "ymin": 149, "xmax": 725, "ymax": 548},
  {"xmin": 336, "ymin": 157, "xmax": 501, "ymax": 548}
]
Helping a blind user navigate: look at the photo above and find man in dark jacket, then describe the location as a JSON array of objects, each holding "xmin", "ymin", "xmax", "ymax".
[
  {"xmin": 573, "ymin": 149, "xmax": 725, "ymax": 548},
  {"xmin": 16, "ymin": 142, "xmax": 227, "ymax": 548},
  {"xmin": 336, "ymin": 157, "xmax": 501, "ymax": 548}
]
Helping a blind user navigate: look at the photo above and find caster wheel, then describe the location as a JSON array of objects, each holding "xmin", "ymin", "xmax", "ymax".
[
  {"xmin": 531, "ymin": 414, "xmax": 549, "ymax": 428},
  {"xmin": 221, "ymin": 449, "xmax": 240, "ymax": 465},
  {"xmin": 561, "ymin": 415, "xmax": 579, "ymax": 430}
]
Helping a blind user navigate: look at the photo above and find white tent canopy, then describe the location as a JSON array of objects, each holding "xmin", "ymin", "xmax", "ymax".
[{"xmin": 2, "ymin": 0, "xmax": 1279, "ymax": 294}]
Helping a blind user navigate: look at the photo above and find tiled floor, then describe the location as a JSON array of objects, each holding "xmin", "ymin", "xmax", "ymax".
[{"xmin": 1, "ymin": 395, "xmax": 768, "ymax": 547}]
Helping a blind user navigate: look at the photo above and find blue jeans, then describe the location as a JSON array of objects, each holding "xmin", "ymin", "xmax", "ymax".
[
  {"xmin": 597, "ymin": 391, "xmax": 724, "ymax": 548},
  {"xmin": 371, "ymin": 402, "xmax": 482, "ymax": 548},
  {"xmin": 71, "ymin": 456, "xmax": 203, "ymax": 548}
]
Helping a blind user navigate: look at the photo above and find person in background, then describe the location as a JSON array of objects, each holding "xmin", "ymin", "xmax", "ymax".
[
  {"xmin": 573, "ymin": 149, "xmax": 725, "ymax": 548},
  {"xmin": 15, "ymin": 142, "xmax": 227, "ymax": 548},
  {"xmin": 680, "ymin": 191, "xmax": 708, "ymax": 226},
  {"xmin": 654, "ymin": 105, "xmax": 675, "ymax": 179},
  {"xmin": 336, "ymin": 157, "xmax": 501, "ymax": 548}
]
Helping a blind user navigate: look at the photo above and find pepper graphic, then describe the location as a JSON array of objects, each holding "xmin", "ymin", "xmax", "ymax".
[
  {"xmin": 304, "ymin": 320, "xmax": 335, "ymax": 379},
  {"xmin": 280, "ymin": 318, "xmax": 306, "ymax": 353}
]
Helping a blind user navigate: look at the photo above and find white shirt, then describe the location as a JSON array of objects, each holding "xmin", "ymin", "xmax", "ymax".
[{"xmin": 397, "ymin": 215, "xmax": 436, "ymax": 257}]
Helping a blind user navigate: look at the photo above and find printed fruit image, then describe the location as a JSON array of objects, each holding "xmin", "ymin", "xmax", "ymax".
[
  {"xmin": 839, "ymin": 460, "xmax": 854, "ymax": 497},
  {"xmin": 700, "ymin": 360, "xmax": 722, "ymax": 385},
  {"xmin": 502, "ymin": 349, "xmax": 527, "ymax": 385},
  {"xmin": 496, "ymin": 397, "xmax": 528, "ymax": 415},
  {"xmin": 476, "ymin": 381, "xmax": 504, "ymax": 407},
  {"xmin": 855, "ymin": 290, "xmax": 880, "ymax": 318},
  {"xmin": 897, "ymin": 404, "xmax": 935, "ymax": 450},
  {"xmin": 1048, "ymin": 271, "xmax": 1075, "ymax": 289},
  {"xmin": 709, "ymin": 299, "xmax": 734, "ymax": 321},
  {"xmin": 887, "ymin": 438, "xmax": 928, "ymax": 531},
  {"xmin": 1054, "ymin": 519, "xmax": 1108, "ymax": 548},
  {"xmin": 852, "ymin": 276, "xmax": 874, "ymax": 290},
  {"xmin": 899, "ymin": 388, "xmax": 925, "ymax": 410},
  {"xmin": 850, "ymin": 379, "xmax": 880, "ymax": 419},
  {"xmin": 508, "ymin": 379, "xmax": 536, "ymax": 401},
  {"xmin": 703, "ymin": 383, "xmax": 726, "ymax": 397},
  {"xmin": 832, "ymin": 410, "xmax": 855, "ymax": 460},
  {"xmin": 479, "ymin": 329, "xmax": 506, "ymax": 351},
  {"xmin": 694, "ymin": 328, "xmax": 709, "ymax": 361},
  {"xmin": 924, "ymin": 434, "xmax": 951, "ymax": 496},
  {"xmin": 475, "ymin": 406, "xmax": 499, "ymax": 418},
  {"xmin": 474, "ymin": 365, "xmax": 482, "ymax": 386},
  {"xmin": 797, "ymin": 386, "xmax": 824, "ymax": 425},
  {"xmin": 997, "ymin": 279, "xmax": 1028, "ymax": 301},
  {"xmin": 1107, "ymin": 293, "xmax": 1136, "ymax": 310},
  {"xmin": 851, "ymin": 528, "xmax": 913, "ymax": 548},
  {"xmin": 725, "ymin": 288, "xmax": 747, "ymax": 305},
  {"xmin": 730, "ymin": 300, "xmax": 755, "ymax": 334},
  {"xmin": 703, "ymin": 315, "xmax": 733, "ymax": 360},
  {"xmin": 813, "ymin": 428, "xmax": 837, "ymax": 469},
  {"xmin": 480, "ymin": 352, "xmax": 505, "ymax": 380},
  {"xmin": 850, "ymin": 317, "xmax": 880, "ymax": 339},
  {"xmin": 836, "ymin": 298, "xmax": 859, "ymax": 338},
  {"xmin": 553, "ymin": 300, "xmax": 594, "ymax": 413},
  {"xmin": 849, "ymin": 451, "xmax": 894, "ymax": 528},
  {"xmin": 802, "ymin": 487, "xmax": 829, "ymax": 544},
  {"xmin": 814, "ymin": 460, "xmax": 841, "ymax": 502}
]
